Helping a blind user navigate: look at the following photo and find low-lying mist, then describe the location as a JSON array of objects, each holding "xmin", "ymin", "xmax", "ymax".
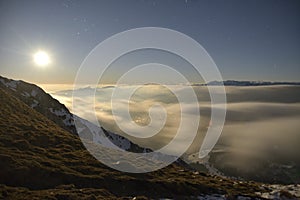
[{"xmin": 49, "ymin": 84, "xmax": 300, "ymax": 182}]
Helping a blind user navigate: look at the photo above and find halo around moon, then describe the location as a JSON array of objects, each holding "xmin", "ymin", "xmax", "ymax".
[{"xmin": 33, "ymin": 51, "xmax": 50, "ymax": 66}]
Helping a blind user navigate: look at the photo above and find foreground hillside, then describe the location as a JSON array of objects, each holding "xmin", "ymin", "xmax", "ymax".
[
  {"xmin": 0, "ymin": 76, "xmax": 150, "ymax": 153},
  {"xmin": 0, "ymin": 77, "xmax": 298, "ymax": 199}
]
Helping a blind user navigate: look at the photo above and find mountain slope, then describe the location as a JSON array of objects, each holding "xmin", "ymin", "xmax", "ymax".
[
  {"xmin": 0, "ymin": 75, "xmax": 149, "ymax": 153},
  {"xmin": 0, "ymin": 76, "xmax": 76, "ymax": 134},
  {"xmin": 0, "ymin": 86, "xmax": 271, "ymax": 199},
  {"xmin": 1, "ymin": 76, "xmax": 298, "ymax": 199}
]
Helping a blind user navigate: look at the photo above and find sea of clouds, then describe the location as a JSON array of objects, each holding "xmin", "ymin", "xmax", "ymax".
[{"xmin": 46, "ymin": 85, "xmax": 300, "ymax": 169}]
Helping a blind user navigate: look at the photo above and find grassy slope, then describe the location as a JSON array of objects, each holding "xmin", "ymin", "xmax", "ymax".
[{"xmin": 0, "ymin": 87, "xmax": 267, "ymax": 199}]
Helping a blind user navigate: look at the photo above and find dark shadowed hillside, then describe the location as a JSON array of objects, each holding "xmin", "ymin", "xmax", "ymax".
[
  {"xmin": 0, "ymin": 76, "xmax": 150, "ymax": 154},
  {"xmin": 0, "ymin": 78, "xmax": 298, "ymax": 199},
  {"xmin": 0, "ymin": 76, "xmax": 77, "ymax": 134}
]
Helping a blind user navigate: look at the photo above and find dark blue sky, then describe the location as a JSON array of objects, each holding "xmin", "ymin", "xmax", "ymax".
[{"xmin": 0, "ymin": 0, "xmax": 299, "ymax": 83}]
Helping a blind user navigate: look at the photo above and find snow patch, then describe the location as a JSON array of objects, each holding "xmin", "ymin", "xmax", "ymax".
[
  {"xmin": 21, "ymin": 92, "xmax": 30, "ymax": 97},
  {"xmin": 106, "ymin": 130, "xmax": 131, "ymax": 150},
  {"xmin": 74, "ymin": 115, "xmax": 134, "ymax": 151},
  {"xmin": 256, "ymin": 184, "xmax": 300, "ymax": 199},
  {"xmin": 74, "ymin": 116, "xmax": 118, "ymax": 149},
  {"xmin": 31, "ymin": 89, "xmax": 38, "ymax": 97},
  {"xmin": 0, "ymin": 78, "xmax": 19, "ymax": 91},
  {"xmin": 31, "ymin": 100, "xmax": 39, "ymax": 108},
  {"xmin": 49, "ymin": 108, "xmax": 74, "ymax": 126}
]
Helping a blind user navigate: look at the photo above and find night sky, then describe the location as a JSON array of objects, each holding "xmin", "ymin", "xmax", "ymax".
[{"xmin": 0, "ymin": 0, "xmax": 299, "ymax": 83}]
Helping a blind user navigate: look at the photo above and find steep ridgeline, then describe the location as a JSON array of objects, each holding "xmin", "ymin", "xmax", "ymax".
[
  {"xmin": 0, "ymin": 76, "xmax": 76, "ymax": 134},
  {"xmin": 0, "ymin": 76, "xmax": 149, "ymax": 153},
  {"xmin": 74, "ymin": 115, "xmax": 152, "ymax": 153}
]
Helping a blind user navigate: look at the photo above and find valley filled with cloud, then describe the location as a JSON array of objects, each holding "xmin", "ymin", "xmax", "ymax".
[{"xmin": 48, "ymin": 85, "xmax": 300, "ymax": 171}]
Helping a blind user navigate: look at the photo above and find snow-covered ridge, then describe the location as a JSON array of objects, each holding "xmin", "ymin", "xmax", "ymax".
[
  {"xmin": 49, "ymin": 107, "xmax": 74, "ymax": 126},
  {"xmin": 74, "ymin": 115, "xmax": 151, "ymax": 152},
  {"xmin": 74, "ymin": 115, "xmax": 129, "ymax": 150},
  {"xmin": 0, "ymin": 77, "xmax": 19, "ymax": 91}
]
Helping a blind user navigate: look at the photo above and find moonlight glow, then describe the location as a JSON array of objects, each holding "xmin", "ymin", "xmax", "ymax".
[{"xmin": 33, "ymin": 51, "xmax": 50, "ymax": 66}]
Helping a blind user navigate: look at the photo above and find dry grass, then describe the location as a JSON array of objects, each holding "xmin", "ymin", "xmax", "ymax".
[{"xmin": 0, "ymin": 87, "xmax": 269, "ymax": 199}]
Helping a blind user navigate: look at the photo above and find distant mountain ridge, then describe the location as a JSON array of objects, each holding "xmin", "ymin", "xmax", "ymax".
[{"xmin": 193, "ymin": 80, "xmax": 300, "ymax": 86}]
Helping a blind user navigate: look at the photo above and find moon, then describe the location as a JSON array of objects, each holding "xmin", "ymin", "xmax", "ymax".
[{"xmin": 33, "ymin": 51, "xmax": 50, "ymax": 67}]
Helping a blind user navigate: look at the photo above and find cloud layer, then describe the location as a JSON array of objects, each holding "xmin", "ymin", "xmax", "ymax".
[{"xmin": 51, "ymin": 85, "xmax": 300, "ymax": 165}]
